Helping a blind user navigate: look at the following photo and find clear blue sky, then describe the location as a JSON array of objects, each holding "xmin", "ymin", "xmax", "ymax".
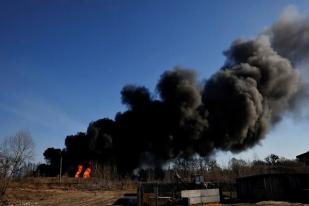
[{"xmin": 0, "ymin": 0, "xmax": 308, "ymax": 164}]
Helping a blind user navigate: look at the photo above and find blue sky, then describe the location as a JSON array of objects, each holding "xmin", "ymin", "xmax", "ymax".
[{"xmin": 0, "ymin": 0, "xmax": 309, "ymax": 164}]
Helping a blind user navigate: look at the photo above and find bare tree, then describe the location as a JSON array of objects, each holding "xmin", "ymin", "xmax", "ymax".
[
  {"xmin": 0, "ymin": 130, "xmax": 35, "ymax": 197},
  {"xmin": 228, "ymin": 158, "xmax": 248, "ymax": 178},
  {"xmin": 265, "ymin": 154, "xmax": 279, "ymax": 165}
]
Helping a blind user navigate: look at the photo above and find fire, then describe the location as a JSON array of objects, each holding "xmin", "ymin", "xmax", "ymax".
[
  {"xmin": 75, "ymin": 165, "xmax": 83, "ymax": 178},
  {"xmin": 74, "ymin": 164, "xmax": 92, "ymax": 178},
  {"xmin": 83, "ymin": 167, "xmax": 91, "ymax": 178}
]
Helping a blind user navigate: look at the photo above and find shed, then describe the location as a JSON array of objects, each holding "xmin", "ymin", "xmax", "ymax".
[
  {"xmin": 296, "ymin": 151, "xmax": 309, "ymax": 165},
  {"xmin": 236, "ymin": 173, "xmax": 309, "ymax": 203}
]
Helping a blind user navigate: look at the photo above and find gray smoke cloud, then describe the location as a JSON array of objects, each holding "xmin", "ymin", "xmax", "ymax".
[
  {"xmin": 267, "ymin": 5, "xmax": 309, "ymax": 118},
  {"xmin": 203, "ymin": 36, "xmax": 300, "ymax": 152},
  {"xmin": 157, "ymin": 68, "xmax": 208, "ymax": 142},
  {"xmin": 64, "ymin": 6, "xmax": 309, "ymax": 173},
  {"xmin": 267, "ymin": 6, "xmax": 309, "ymax": 66}
]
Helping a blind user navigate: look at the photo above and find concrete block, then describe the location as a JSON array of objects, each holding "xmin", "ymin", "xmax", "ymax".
[{"xmin": 181, "ymin": 189, "xmax": 220, "ymax": 204}]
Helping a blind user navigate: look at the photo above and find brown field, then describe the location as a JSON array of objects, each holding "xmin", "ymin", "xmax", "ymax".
[
  {"xmin": 1, "ymin": 177, "xmax": 136, "ymax": 206},
  {"xmin": 3, "ymin": 188, "xmax": 128, "ymax": 206},
  {"xmin": 1, "ymin": 178, "xmax": 308, "ymax": 206}
]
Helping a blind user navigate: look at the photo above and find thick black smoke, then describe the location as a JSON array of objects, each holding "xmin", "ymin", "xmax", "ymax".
[
  {"xmin": 267, "ymin": 6, "xmax": 309, "ymax": 65},
  {"xmin": 64, "ymin": 7, "xmax": 308, "ymax": 174},
  {"xmin": 203, "ymin": 36, "xmax": 299, "ymax": 152},
  {"xmin": 266, "ymin": 6, "xmax": 309, "ymax": 119}
]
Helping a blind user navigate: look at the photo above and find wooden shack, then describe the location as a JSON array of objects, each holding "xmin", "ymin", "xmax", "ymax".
[
  {"xmin": 236, "ymin": 173, "xmax": 309, "ymax": 203},
  {"xmin": 297, "ymin": 151, "xmax": 309, "ymax": 165}
]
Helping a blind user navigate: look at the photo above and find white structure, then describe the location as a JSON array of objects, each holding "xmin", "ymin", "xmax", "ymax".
[{"xmin": 181, "ymin": 189, "xmax": 220, "ymax": 205}]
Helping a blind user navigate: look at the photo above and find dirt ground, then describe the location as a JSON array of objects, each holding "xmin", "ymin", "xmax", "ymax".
[
  {"xmin": 1, "ymin": 178, "xmax": 136, "ymax": 206},
  {"xmin": 228, "ymin": 202, "xmax": 308, "ymax": 206},
  {"xmin": 3, "ymin": 188, "xmax": 129, "ymax": 206},
  {"xmin": 3, "ymin": 188, "xmax": 308, "ymax": 206},
  {"xmin": 1, "ymin": 178, "xmax": 308, "ymax": 206}
]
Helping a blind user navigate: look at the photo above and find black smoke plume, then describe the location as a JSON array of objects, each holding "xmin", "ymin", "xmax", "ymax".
[
  {"xmin": 267, "ymin": 6, "xmax": 309, "ymax": 65},
  {"xmin": 267, "ymin": 6, "xmax": 309, "ymax": 118},
  {"xmin": 63, "ymin": 7, "xmax": 308, "ymax": 174},
  {"xmin": 204, "ymin": 36, "xmax": 299, "ymax": 153}
]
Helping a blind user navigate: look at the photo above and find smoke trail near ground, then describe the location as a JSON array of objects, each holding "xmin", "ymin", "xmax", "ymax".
[{"xmin": 63, "ymin": 6, "xmax": 308, "ymax": 174}]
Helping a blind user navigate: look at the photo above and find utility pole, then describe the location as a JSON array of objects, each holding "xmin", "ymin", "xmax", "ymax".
[
  {"xmin": 155, "ymin": 182, "xmax": 158, "ymax": 206},
  {"xmin": 59, "ymin": 153, "xmax": 62, "ymax": 183}
]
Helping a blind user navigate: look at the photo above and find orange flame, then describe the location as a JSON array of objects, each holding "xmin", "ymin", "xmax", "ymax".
[
  {"xmin": 75, "ymin": 165, "xmax": 83, "ymax": 178},
  {"xmin": 83, "ymin": 167, "xmax": 91, "ymax": 178}
]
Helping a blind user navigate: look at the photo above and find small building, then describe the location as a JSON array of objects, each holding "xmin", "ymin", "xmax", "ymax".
[
  {"xmin": 236, "ymin": 173, "xmax": 309, "ymax": 203},
  {"xmin": 296, "ymin": 151, "xmax": 309, "ymax": 165}
]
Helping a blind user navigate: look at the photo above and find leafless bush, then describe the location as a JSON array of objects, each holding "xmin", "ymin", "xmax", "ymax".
[{"xmin": 0, "ymin": 130, "xmax": 35, "ymax": 197}]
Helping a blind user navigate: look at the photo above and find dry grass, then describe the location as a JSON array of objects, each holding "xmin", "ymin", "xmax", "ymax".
[
  {"xmin": 0, "ymin": 177, "xmax": 136, "ymax": 206},
  {"xmin": 1, "ymin": 178, "xmax": 308, "ymax": 206},
  {"xmin": 3, "ymin": 187, "xmax": 129, "ymax": 206}
]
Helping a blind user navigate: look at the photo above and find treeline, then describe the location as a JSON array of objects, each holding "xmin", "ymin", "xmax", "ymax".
[
  {"xmin": 131, "ymin": 154, "xmax": 309, "ymax": 183},
  {"xmin": 36, "ymin": 151, "xmax": 309, "ymax": 182}
]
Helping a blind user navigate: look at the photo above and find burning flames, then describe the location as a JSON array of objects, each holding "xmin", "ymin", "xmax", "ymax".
[
  {"xmin": 83, "ymin": 167, "xmax": 91, "ymax": 178},
  {"xmin": 75, "ymin": 165, "xmax": 83, "ymax": 178},
  {"xmin": 75, "ymin": 164, "xmax": 91, "ymax": 178}
]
